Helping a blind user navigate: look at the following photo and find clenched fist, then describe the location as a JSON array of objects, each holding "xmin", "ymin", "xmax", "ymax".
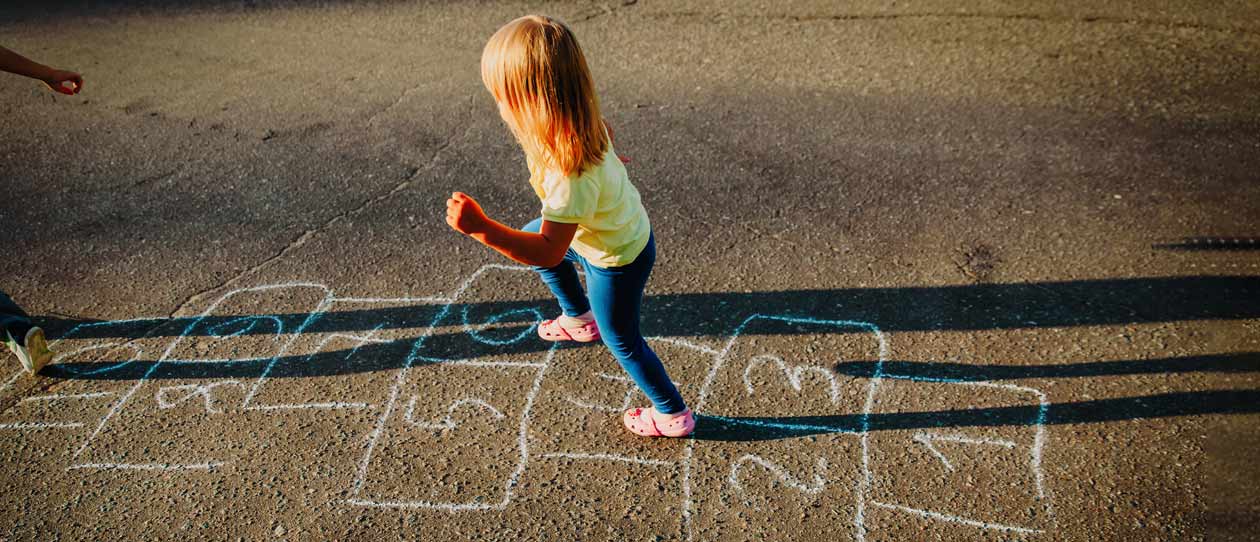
[{"xmin": 445, "ymin": 192, "xmax": 489, "ymax": 235}]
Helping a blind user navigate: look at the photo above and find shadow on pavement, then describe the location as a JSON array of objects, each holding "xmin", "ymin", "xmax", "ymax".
[
  {"xmin": 38, "ymin": 274, "xmax": 1260, "ymax": 441},
  {"xmin": 1152, "ymin": 237, "xmax": 1260, "ymax": 251},
  {"xmin": 39, "ymin": 274, "xmax": 1260, "ymax": 341},
  {"xmin": 693, "ymin": 389, "xmax": 1260, "ymax": 441}
]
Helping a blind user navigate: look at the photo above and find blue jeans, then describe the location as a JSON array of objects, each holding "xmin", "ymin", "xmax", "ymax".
[
  {"xmin": 0, "ymin": 290, "xmax": 34, "ymax": 344},
  {"xmin": 523, "ymin": 219, "xmax": 687, "ymax": 415}
]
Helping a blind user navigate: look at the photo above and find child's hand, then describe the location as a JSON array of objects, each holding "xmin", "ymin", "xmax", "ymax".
[
  {"xmin": 445, "ymin": 192, "xmax": 489, "ymax": 235},
  {"xmin": 42, "ymin": 69, "xmax": 82, "ymax": 95}
]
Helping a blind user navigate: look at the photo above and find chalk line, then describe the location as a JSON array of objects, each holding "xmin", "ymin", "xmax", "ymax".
[
  {"xmin": 403, "ymin": 396, "xmax": 506, "ymax": 430},
  {"xmin": 0, "ymin": 422, "xmax": 85, "ymax": 430},
  {"xmin": 647, "ymin": 336, "xmax": 720, "ymax": 356},
  {"xmin": 332, "ymin": 295, "xmax": 450, "ymax": 304},
  {"xmin": 728, "ymin": 455, "xmax": 829, "ymax": 495},
  {"xmin": 870, "ymin": 501, "xmax": 1042, "ymax": 534},
  {"xmin": 912, "ymin": 432, "xmax": 1018, "ymax": 472},
  {"xmin": 0, "ymin": 371, "xmax": 25, "ymax": 394},
  {"xmin": 50, "ymin": 343, "xmax": 142, "ymax": 376},
  {"xmin": 461, "ymin": 305, "xmax": 542, "ymax": 346},
  {"xmin": 156, "ymin": 380, "xmax": 245, "ymax": 414},
  {"xmin": 874, "ymin": 374, "xmax": 1054, "ymax": 521},
  {"xmin": 246, "ymin": 402, "xmax": 372, "ymax": 411},
  {"xmin": 563, "ymin": 373, "xmax": 637, "ymax": 413},
  {"xmin": 242, "ymin": 326, "xmax": 386, "ymax": 411},
  {"xmin": 68, "ymin": 462, "xmax": 227, "ymax": 472},
  {"xmin": 542, "ymin": 452, "xmax": 674, "ymax": 467},
  {"xmin": 238, "ymin": 284, "xmax": 336, "ymax": 409},
  {"xmin": 22, "ymin": 391, "xmax": 116, "ymax": 402},
  {"xmin": 742, "ymin": 353, "xmax": 842, "ymax": 404}
]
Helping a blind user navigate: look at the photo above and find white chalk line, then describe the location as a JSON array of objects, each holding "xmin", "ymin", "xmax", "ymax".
[
  {"xmin": 0, "ymin": 422, "xmax": 86, "ymax": 430},
  {"xmin": 0, "ymin": 370, "xmax": 26, "ymax": 394},
  {"xmin": 68, "ymin": 462, "xmax": 227, "ymax": 472},
  {"xmin": 156, "ymin": 380, "xmax": 245, "ymax": 414},
  {"xmin": 563, "ymin": 372, "xmax": 637, "ymax": 413},
  {"xmin": 344, "ymin": 498, "xmax": 493, "ymax": 512},
  {"xmin": 48, "ymin": 317, "xmax": 165, "ymax": 348},
  {"xmin": 647, "ymin": 336, "xmax": 720, "ymax": 356},
  {"xmin": 912, "ymin": 432, "xmax": 1017, "ymax": 472},
  {"xmin": 742, "ymin": 353, "xmax": 842, "ymax": 404},
  {"xmin": 728, "ymin": 454, "xmax": 829, "ymax": 495},
  {"xmin": 246, "ymin": 402, "xmax": 373, "ymax": 411},
  {"xmin": 869, "ymin": 501, "xmax": 1043, "ymax": 534},
  {"xmin": 22, "ymin": 391, "xmax": 116, "ymax": 402},
  {"xmin": 403, "ymin": 396, "xmax": 506, "ymax": 430},
  {"xmin": 45, "ymin": 317, "xmax": 163, "ymax": 371},
  {"xmin": 542, "ymin": 452, "xmax": 673, "ymax": 467}
]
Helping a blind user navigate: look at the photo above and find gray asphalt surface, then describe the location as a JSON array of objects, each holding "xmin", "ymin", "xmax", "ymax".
[{"xmin": 1, "ymin": 1, "xmax": 1258, "ymax": 540}]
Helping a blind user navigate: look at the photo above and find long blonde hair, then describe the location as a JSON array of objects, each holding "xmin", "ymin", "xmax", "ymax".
[{"xmin": 481, "ymin": 15, "xmax": 607, "ymax": 177}]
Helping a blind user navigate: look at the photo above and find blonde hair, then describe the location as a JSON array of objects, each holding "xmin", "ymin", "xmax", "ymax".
[{"xmin": 481, "ymin": 15, "xmax": 607, "ymax": 177}]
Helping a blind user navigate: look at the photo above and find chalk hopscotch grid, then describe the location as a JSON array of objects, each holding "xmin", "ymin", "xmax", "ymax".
[{"xmin": 2, "ymin": 264, "xmax": 1054, "ymax": 540}]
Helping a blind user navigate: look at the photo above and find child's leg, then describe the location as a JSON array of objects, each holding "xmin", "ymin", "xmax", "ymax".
[
  {"xmin": 521, "ymin": 218, "xmax": 590, "ymax": 318},
  {"xmin": 584, "ymin": 234, "xmax": 688, "ymax": 415}
]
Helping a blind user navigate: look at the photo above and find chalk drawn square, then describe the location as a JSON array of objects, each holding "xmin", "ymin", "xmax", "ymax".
[
  {"xmin": 864, "ymin": 377, "xmax": 1051, "ymax": 536},
  {"xmin": 351, "ymin": 265, "xmax": 553, "ymax": 510},
  {"xmin": 686, "ymin": 316, "xmax": 883, "ymax": 541}
]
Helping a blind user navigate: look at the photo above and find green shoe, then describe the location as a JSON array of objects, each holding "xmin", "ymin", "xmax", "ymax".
[{"xmin": 5, "ymin": 327, "xmax": 54, "ymax": 375}]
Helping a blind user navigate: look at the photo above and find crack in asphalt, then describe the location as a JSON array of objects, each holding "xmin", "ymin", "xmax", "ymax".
[
  {"xmin": 646, "ymin": 10, "xmax": 1260, "ymax": 36},
  {"xmin": 130, "ymin": 168, "xmax": 180, "ymax": 190},
  {"xmin": 166, "ymin": 95, "xmax": 479, "ymax": 319},
  {"xmin": 366, "ymin": 82, "xmax": 428, "ymax": 128}
]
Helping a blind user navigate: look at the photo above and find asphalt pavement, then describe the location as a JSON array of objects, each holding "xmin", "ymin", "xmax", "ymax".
[{"xmin": 1, "ymin": 1, "xmax": 1258, "ymax": 540}]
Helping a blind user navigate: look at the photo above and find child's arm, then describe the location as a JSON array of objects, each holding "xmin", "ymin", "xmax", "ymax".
[
  {"xmin": 446, "ymin": 192, "xmax": 577, "ymax": 268},
  {"xmin": 0, "ymin": 46, "xmax": 83, "ymax": 94}
]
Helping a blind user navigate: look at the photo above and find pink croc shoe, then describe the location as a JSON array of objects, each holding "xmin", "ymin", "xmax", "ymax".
[
  {"xmin": 623, "ymin": 407, "xmax": 695, "ymax": 438},
  {"xmin": 537, "ymin": 318, "xmax": 600, "ymax": 343}
]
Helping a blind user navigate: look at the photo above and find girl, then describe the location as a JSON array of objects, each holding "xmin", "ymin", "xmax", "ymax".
[{"xmin": 445, "ymin": 15, "xmax": 694, "ymax": 438}]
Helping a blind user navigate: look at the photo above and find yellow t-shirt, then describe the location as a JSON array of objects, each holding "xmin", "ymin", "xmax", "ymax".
[{"xmin": 528, "ymin": 144, "xmax": 651, "ymax": 268}]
